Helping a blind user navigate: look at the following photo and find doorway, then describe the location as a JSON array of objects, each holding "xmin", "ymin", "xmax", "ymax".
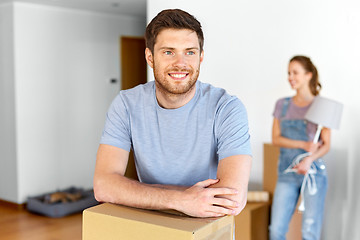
[
  {"xmin": 120, "ymin": 36, "xmax": 147, "ymax": 90},
  {"xmin": 120, "ymin": 36, "xmax": 147, "ymax": 180}
]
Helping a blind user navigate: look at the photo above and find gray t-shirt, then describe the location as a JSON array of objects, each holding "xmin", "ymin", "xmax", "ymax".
[
  {"xmin": 273, "ymin": 97, "xmax": 317, "ymax": 141},
  {"xmin": 100, "ymin": 81, "xmax": 251, "ymax": 186}
]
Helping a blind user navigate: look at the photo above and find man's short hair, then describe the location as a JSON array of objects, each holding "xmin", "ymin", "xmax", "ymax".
[{"xmin": 145, "ymin": 9, "xmax": 204, "ymax": 54}]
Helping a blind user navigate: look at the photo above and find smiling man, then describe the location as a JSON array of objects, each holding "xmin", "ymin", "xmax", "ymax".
[{"xmin": 93, "ymin": 9, "xmax": 252, "ymax": 218}]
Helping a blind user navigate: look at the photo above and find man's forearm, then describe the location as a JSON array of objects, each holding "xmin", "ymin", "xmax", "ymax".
[
  {"xmin": 152, "ymin": 184, "xmax": 188, "ymax": 191},
  {"xmin": 94, "ymin": 145, "xmax": 239, "ymax": 217},
  {"xmin": 94, "ymin": 173, "xmax": 183, "ymax": 210},
  {"xmin": 94, "ymin": 173, "xmax": 240, "ymax": 217}
]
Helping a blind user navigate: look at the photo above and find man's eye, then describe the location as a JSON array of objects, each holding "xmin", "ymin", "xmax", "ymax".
[
  {"xmin": 187, "ymin": 51, "xmax": 195, "ymax": 55},
  {"xmin": 164, "ymin": 51, "xmax": 173, "ymax": 55}
]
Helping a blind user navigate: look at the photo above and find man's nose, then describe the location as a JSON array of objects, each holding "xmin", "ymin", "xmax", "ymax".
[{"xmin": 173, "ymin": 54, "xmax": 187, "ymax": 67}]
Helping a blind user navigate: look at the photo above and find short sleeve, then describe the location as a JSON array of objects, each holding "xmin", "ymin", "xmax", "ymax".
[
  {"xmin": 215, "ymin": 97, "xmax": 252, "ymax": 160},
  {"xmin": 273, "ymin": 98, "xmax": 285, "ymax": 119},
  {"xmin": 99, "ymin": 93, "xmax": 132, "ymax": 151}
]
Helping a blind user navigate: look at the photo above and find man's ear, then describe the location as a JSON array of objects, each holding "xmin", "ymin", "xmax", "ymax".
[
  {"xmin": 200, "ymin": 50, "xmax": 204, "ymax": 64},
  {"xmin": 145, "ymin": 48, "xmax": 154, "ymax": 69}
]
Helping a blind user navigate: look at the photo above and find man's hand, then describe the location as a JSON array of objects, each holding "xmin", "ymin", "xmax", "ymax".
[{"xmin": 173, "ymin": 179, "xmax": 239, "ymax": 218}]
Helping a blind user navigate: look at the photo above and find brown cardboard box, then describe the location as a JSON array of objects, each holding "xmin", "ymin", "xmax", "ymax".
[
  {"xmin": 263, "ymin": 143, "xmax": 302, "ymax": 240},
  {"xmin": 83, "ymin": 203, "xmax": 234, "ymax": 240},
  {"xmin": 235, "ymin": 202, "xmax": 269, "ymax": 240}
]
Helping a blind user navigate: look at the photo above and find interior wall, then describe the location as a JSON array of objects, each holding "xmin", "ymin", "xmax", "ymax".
[
  {"xmin": 148, "ymin": 0, "xmax": 360, "ymax": 239},
  {"xmin": 0, "ymin": 3, "xmax": 18, "ymax": 202},
  {"xmin": 9, "ymin": 2, "xmax": 146, "ymax": 203}
]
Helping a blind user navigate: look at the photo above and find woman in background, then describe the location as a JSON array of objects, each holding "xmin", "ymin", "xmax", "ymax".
[{"xmin": 269, "ymin": 56, "xmax": 331, "ymax": 240}]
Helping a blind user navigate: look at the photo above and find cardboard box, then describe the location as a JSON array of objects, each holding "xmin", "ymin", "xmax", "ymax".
[
  {"xmin": 235, "ymin": 202, "xmax": 269, "ymax": 240},
  {"xmin": 263, "ymin": 143, "xmax": 279, "ymax": 201},
  {"xmin": 263, "ymin": 143, "xmax": 302, "ymax": 240},
  {"xmin": 83, "ymin": 203, "xmax": 234, "ymax": 240}
]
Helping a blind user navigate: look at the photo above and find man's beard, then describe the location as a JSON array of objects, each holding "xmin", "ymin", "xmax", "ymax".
[{"xmin": 153, "ymin": 64, "xmax": 200, "ymax": 95}]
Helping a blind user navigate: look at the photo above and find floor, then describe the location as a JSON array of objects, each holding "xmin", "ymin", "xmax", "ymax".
[{"xmin": 0, "ymin": 204, "xmax": 82, "ymax": 240}]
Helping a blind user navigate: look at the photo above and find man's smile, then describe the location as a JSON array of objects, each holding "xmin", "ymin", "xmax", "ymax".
[{"xmin": 168, "ymin": 72, "xmax": 189, "ymax": 80}]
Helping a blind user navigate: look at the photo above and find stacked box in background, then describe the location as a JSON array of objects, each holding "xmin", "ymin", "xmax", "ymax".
[
  {"xmin": 264, "ymin": 143, "xmax": 302, "ymax": 240},
  {"xmin": 234, "ymin": 202, "xmax": 269, "ymax": 240}
]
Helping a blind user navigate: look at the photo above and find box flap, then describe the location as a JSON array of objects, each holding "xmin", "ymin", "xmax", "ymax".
[{"xmin": 85, "ymin": 203, "xmax": 231, "ymax": 233}]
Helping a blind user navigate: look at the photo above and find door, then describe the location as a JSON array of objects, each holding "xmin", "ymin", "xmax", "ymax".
[
  {"xmin": 121, "ymin": 37, "xmax": 147, "ymax": 90},
  {"xmin": 120, "ymin": 37, "xmax": 147, "ymax": 180}
]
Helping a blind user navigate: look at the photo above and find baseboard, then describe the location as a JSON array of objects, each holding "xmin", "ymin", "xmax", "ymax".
[{"xmin": 0, "ymin": 199, "xmax": 26, "ymax": 210}]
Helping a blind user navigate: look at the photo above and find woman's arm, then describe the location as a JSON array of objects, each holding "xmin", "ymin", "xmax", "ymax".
[
  {"xmin": 272, "ymin": 118, "xmax": 319, "ymax": 152},
  {"xmin": 293, "ymin": 127, "xmax": 331, "ymax": 174}
]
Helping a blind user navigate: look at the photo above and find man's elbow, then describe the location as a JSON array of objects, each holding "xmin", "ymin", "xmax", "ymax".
[
  {"xmin": 93, "ymin": 184, "xmax": 103, "ymax": 203},
  {"xmin": 93, "ymin": 177, "xmax": 109, "ymax": 203},
  {"xmin": 233, "ymin": 192, "xmax": 247, "ymax": 216}
]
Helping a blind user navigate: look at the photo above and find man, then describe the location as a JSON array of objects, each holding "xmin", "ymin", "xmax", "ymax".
[{"xmin": 94, "ymin": 9, "xmax": 252, "ymax": 218}]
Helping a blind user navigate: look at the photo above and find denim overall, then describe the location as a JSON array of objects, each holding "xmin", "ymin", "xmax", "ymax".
[{"xmin": 269, "ymin": 98, "xmax": 328, "ymax": 240}]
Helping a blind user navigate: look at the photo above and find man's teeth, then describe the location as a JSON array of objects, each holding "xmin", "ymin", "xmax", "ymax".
[{"xmin": 170, "ymin": 73, "xmax": 187, "ymax": 78}]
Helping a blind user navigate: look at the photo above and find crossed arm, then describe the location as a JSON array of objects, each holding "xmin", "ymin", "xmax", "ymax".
[{"xmin": 93, "ymin": 144, "xmax": 252, "ymax": 217}]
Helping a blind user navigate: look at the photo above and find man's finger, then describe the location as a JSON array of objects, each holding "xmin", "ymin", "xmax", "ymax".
[
  {"xmin": 208, "ymin": 213, "xmax": 226, "ymax": 218},
  {"xmin": 212, "ymin": 197, "xmax": 239, "ymax": 208},
  {"xmin": 209, "ymin": 205, "xmax": 235, "ymax": 216},
  {"xmin": 209, "ymin": 187, "xmax": 239, "ymax": 196},
  {"xmin": 195, "ymin": 179, "xmax": 219, "ymax": 188}
]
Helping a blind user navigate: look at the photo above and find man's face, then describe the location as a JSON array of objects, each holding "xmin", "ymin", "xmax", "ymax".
[{"xmin": 145, "ymin": 28, "xmax": 204, "ymax": 95}]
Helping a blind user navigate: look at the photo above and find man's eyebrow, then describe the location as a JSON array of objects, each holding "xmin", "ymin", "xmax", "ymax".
[
  {"xmin": 158, "ymin": 47, "xmax": 200, "ymax": 51},
  {"xmin": 185, "ymin": 47, "xmax": 200, "ymax": 51},
  {"xmin": 159, "ymin": 47, "xmax": 175, "ymax": 50}
]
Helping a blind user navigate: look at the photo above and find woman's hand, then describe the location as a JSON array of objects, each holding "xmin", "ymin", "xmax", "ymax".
[
  {"xmin": 292, "ymin": 156, "xmax": 313, "ymax": 175},
  {"xmin": 302, "ymin": 141, "xmax": 321, "ymax": 153}
]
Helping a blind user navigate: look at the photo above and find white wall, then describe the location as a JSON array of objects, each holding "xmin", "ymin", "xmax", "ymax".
[
  {"xmin": 148, "ymin": 0, "xmax": 360, "ymax": 239},
  {"xmin": 0, "ymin": 2, "xmax": 146, "ymax": 204},
  {"xmin": 0, "ymin": 3, "xmax": 18, "ymax": 203}
]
